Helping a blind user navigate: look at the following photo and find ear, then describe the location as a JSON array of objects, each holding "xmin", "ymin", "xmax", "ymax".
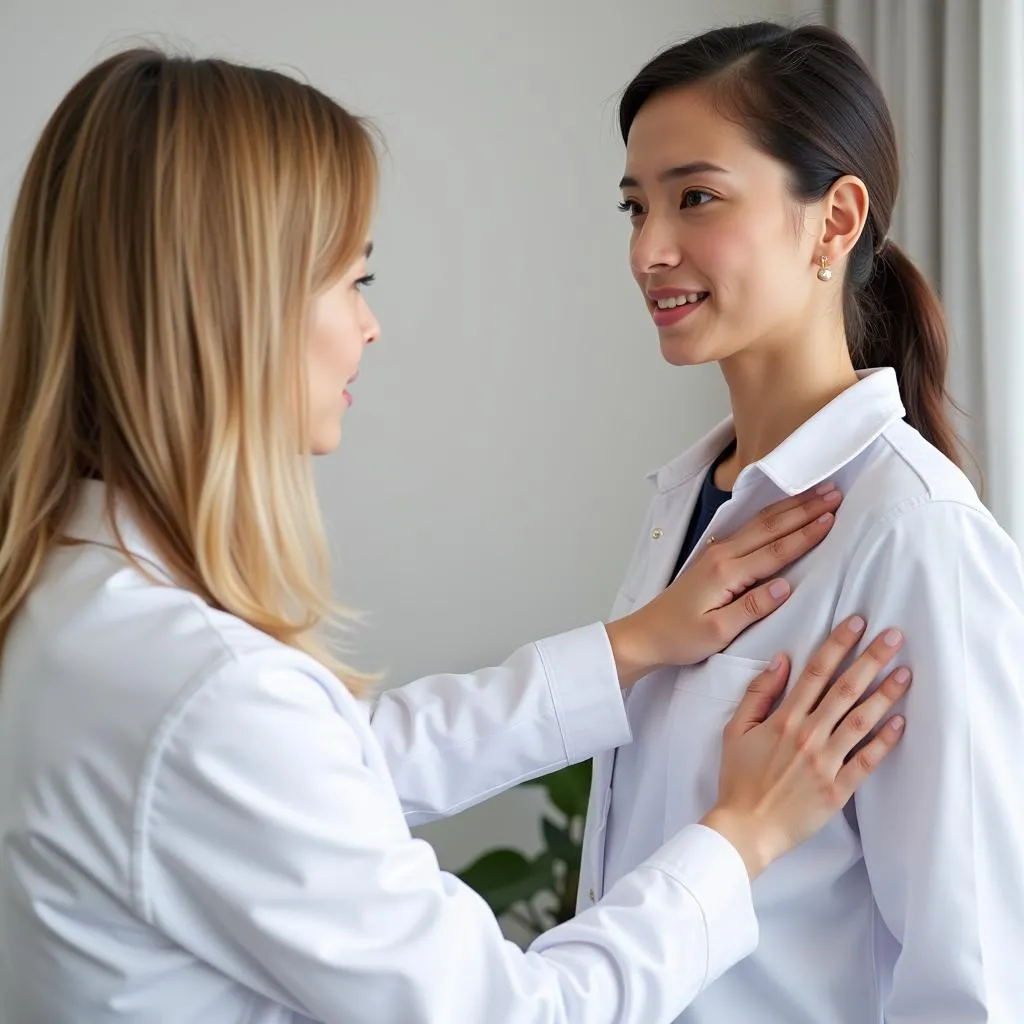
[{"xmin": 818, "ymin": 175, "xmax": 870, "ymax": 265}]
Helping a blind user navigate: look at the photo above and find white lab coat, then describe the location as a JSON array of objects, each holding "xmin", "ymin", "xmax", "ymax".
[
  {"xmin": 579, "ymin": 368, "xmax": 1024, "ymax": 1023},
  {"xmin": 0, "ymin": 480, "xmax": 757, "ymax": 1024}
]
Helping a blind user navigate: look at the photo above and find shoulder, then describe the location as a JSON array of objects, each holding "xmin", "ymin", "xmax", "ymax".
[
  {"xmin": 140, "ymin": 641, "xmax": 368, "ymax": 829},
  {"xmin": 877, "ymin": 421, "xmax": 982, "ymax": 508},
  {"xmin": 842, "ymin": 421, "xmax": 994, "ymax": 534},
  {"xmin": 18, "ymin": 539, "xmax": 362, "ymax": 753},
  {"xmin": 837, "ymin": 423, "xmax": 1018, "ymax": 573},
  {"xmin": 108, "ymin": 564, "xmax": 365, "ymax": 760},
  {"xmin": 2, "ymin": 540, "xmax": 372, "ymax": 921},
  {"xmin": 125, "ymin": 588, "xmax": 376, "ymax": 914}
]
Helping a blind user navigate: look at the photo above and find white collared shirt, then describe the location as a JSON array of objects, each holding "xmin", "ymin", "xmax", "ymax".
[
  {"xmin": 0, "ymin": 481, "xmax": 758, "ymax": 1023},
  {"xmin": 579, "ymin": 368, "xmax": 1024, "ymax": 1023}
]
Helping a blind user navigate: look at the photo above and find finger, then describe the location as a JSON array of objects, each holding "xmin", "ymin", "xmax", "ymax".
[
  {"xmin": 832, "ymin": 715, "xmax": 906, "ymax": 804},
  {"xmin": 717, "ymin": 485, "xmax": 842, "ymax": 559},
  {"xmin": 725, "ymin": 654, "xmax": 790, "ymax": 737},
  {"xmin": 725, "ymin": 511, "xmax": 838, "ymax": 592},
  {"xmin": 777, "ymin": 616, "xmax": 868, "ymax": 719},
  {"xmin": 706, "ymin": 577, "xmax": 794, "ymax": 646},
  {"xmin": 826, "ymin": 666, "xmax": 911, "ymax": 762},
  {"xmin": 810, "ymin": 628, "xmax": 904, "ymax": 734}
]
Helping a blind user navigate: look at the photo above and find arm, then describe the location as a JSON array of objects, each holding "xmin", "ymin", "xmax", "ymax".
[
  {"xmin": 834, "ymin": 501, "xmax": 1024, "ymax": 1022},
  {"xmin": 141, "ymin": 659, "xmax": 756, "ymax": 1024},
  {"xmin": 376, "ymin": 487, "xmax": 844, "ymax": 824},
  {"xmin": 370, "ymin": 624, "xmax": 630, "ymax": 826}
]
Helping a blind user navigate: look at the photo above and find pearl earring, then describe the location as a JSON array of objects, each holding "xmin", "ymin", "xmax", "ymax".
[{"xmin": 817, "ymin": 255, "xmax": 833, "ymax": 282}]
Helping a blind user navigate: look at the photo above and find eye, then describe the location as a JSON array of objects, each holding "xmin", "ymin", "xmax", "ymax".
[
  {"xmin": 355, "ymin": 273, "xmax": 376, "ymax": 290},
  {"xmin": 617, "ymin": 198, "xmax": 644, "ymax": 218},
  {"xmin": 681, "ymin": 189, "xmax": 716, "ymax": 209}
]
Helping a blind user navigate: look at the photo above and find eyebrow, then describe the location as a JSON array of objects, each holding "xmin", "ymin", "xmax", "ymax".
[
  {"xmin": 364, "ymin": 241, "xmax": 374, "ymax": 258},
  {"xmin": 618, "ymin": 161, "xmax": 729, "ymax": 190}
]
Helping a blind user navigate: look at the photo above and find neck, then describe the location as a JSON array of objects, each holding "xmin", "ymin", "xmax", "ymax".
[{"xmin": 715, "ymin": 326, "xmax": 858, "ymax": 490}]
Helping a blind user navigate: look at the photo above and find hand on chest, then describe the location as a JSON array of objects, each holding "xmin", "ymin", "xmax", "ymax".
[{"xmin": 622, "ymin": 533, "xmax": 851, "ymax": 850}]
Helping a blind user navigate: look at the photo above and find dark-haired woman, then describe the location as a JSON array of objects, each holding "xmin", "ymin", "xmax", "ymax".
[{"xmin": 581, "ymin": 21, "xmax": 1024, "ymax": 1023}]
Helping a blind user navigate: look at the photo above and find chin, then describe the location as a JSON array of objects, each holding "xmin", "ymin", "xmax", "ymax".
[
  {"xmin": 658, "ymin": 333, "xmax": 723, "ymax": 367},
  {"xmin": 310, "ymin": 423, "xmax": 343, "ymax": 456}
]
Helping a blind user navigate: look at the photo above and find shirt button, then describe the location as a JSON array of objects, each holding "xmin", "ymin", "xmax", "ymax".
[
  {"xmin": 651, "ymin": 527, "xmax": 664, "ymax": 540},
  {"xmin": 588, "ymin": 887, "xmax": 596, "ymax": 903}
]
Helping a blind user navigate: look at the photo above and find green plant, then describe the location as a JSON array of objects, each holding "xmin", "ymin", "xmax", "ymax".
[{"xmin": 456, "ymin": 759, "xmax": 592, "ymax": 940}]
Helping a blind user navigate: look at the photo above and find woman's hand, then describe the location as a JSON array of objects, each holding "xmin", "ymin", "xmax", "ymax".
[
  {"xmin": 606, "ymin": 485, "xmax": 842, "ymax": 686},
  {"xmin": 701, "ymin": 616, "xmax": 908, "ymax": 878}
]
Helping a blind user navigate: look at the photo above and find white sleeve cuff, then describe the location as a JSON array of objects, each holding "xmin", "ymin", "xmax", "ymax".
[
  {"xmin": 646, "ymin": 823, "xmax": 759, "ymax": 986},
  {"xmin": 535, "ymin": 623, "xmax": 631, "ymax": 763}
]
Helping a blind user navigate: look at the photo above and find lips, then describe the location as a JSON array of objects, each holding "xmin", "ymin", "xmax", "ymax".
[
  {"xmin": 644, "ymin": 283, "xmax": 710, "ymax": 328},
  {"xmin": 342, "ymin": 371, "xmax": 358, "ymax": 407},
  {"xmin": 650, "ymin": 292, "xmax": 709, "ymax": 327}
]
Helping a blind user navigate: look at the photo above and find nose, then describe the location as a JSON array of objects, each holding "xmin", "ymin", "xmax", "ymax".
[
  {"xmin": 362, "ymin": 303, "xmax": 381, "ymax": 347},
  {"xmin": 630, "ymin": 214, "xmax": 683, "ymax": 277}
]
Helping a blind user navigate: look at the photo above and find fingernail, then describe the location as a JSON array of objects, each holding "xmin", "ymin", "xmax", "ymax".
[
  {"xmin": 893, "ymin": 667, "xmax": 911, "ymax": 685},
  {"xmin": 817, "ymin": 512, "xmax": 835, "ymax": 524},
  {"xmin": 891, "ymin": 716, "xmax": 906, "ymax": 731},
  {"xmin": 769, "ymin": 653, "xmax": 784, "ymax": 672},
  {"xmin": 816, "ymin": 482, "xmax": 837, "ymax": 495},
  {"xmin": 884, "ymin": 629, "xmax": 904, "ymax": 648},
  {"xmin": 769, "ymin": 579, "xmax": 790, "ymax": 599},
  {"xmin": 848, "ymin": 615, "xmax": 866, "ymax": 634}
]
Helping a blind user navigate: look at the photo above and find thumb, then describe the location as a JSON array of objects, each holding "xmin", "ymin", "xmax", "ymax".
[{"xmin": 728, "ymin": 654, "xmax": 789, "ymax": 735}]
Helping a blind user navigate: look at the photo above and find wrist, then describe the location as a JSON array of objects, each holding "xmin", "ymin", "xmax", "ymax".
[
  {"xmin": 699, "ymin": 808, "xmax": 777, "ymax": 880},
  {"xmin": 605, "ymin": 612, "xmax": 660, "ymax": 689}
]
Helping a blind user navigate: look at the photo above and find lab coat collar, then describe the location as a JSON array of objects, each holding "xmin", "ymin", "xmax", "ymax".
[
  {"xmin": 649, "ymin": 368, "xmax": 905, "ymax": 496},
  {"xmin": 61, "ymin": 479, "xmax": 169, "ymax": 576}
]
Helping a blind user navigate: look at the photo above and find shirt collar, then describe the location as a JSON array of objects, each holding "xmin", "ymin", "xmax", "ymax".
[
  {"xmin": 61, "ymin": 479, "xmax": 168, "ymax": 575},
  {"xmin": 649, "ymin": 368, "xmax": 906, "ymax": 496}
]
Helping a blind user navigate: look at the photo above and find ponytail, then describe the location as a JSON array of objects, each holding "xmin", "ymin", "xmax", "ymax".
[{"xmin": 849, "ymin": 240, "xmax": 961, "ymax": 468}]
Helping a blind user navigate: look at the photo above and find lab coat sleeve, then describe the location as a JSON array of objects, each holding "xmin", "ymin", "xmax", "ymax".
[
  {"xmin": 370, "ymin": 623, "xmax": 631, "ymax": 825},
  {"xmin": 138, "ymin": 659, "xmax": 758, "ymax": 1024},
  {"xmin": 833, "ymin": 499, "xmax": 1024, "ymax": 1022}
]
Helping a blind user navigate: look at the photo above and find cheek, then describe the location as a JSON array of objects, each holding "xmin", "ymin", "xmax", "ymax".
[
  {"xmin": 311, "ymin": 310, "xmax": 360, "ymax": 377},
  {"xmin": 305, "ymin": 319, "xmax": 350, "ymax": 428},
  {"xmin": 306, "ymin": 343, "xmax": 338, "ymax": 428},
  {"xmin": 629, "ymin": 233, "xmax": 643, "ymax": 284},
  {"xmin": 676, "ymin": 225, "xmax": 749, "ymax": 306},
  {"xmin": 707, "ymin": 218, "xmax": 800, "ymax": 305},
  {"xmin": 697, "ymin": 230, "xmax": 742, "ymax": 276}
]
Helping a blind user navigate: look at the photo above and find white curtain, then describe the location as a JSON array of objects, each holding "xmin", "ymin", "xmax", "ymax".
[
  {"xmin": 979, "ymin": 0, "xmax": 1024, "ymax": 546},
  {"xmin": 828, "ymin": 0, "xmax": 1024, "ymax": 546}
]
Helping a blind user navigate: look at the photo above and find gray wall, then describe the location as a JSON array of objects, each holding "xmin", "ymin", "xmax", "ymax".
[{"xmin": 0, "ymin": 0, "xmax": 823, "ymax": 894}]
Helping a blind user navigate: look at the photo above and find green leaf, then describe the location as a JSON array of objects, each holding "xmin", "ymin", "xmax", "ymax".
[
  {"xmin": 523, "ymin": 760, "xmax": 593, "ymax": 818},
  {"xmin": 457, "ymin": 848, "xmax": 555, "ymax": 918},
  {"xmin": 457, "ymin": 762, "xmax": 596, "ymax": 932},
  {"xmin": 542, "ymin": 816, "xmax": 581, "ymax": 866},
  {"xmin": 458, "ymin": 848, "xmax": 529, "ymax": 893}
]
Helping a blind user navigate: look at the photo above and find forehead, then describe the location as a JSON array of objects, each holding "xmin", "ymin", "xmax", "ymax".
[{"xmin": 622, "ymin": 85, "xmax": 767, "ymax": 183}]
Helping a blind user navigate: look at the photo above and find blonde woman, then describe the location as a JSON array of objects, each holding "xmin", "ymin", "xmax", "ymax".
[{"xmin": 0, "ymin": 51, "xmax": 908, "ymax": 1023}]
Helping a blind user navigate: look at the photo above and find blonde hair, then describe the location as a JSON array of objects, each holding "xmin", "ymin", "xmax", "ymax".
[{"xmin": 0, "ymin": 49, "xmax": 378, "ymax": 693}]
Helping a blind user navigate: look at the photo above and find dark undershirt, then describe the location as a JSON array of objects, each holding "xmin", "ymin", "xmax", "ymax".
[{"xmin": 671, "ymin": 440, "xmax": 736, "ymax": 582}]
